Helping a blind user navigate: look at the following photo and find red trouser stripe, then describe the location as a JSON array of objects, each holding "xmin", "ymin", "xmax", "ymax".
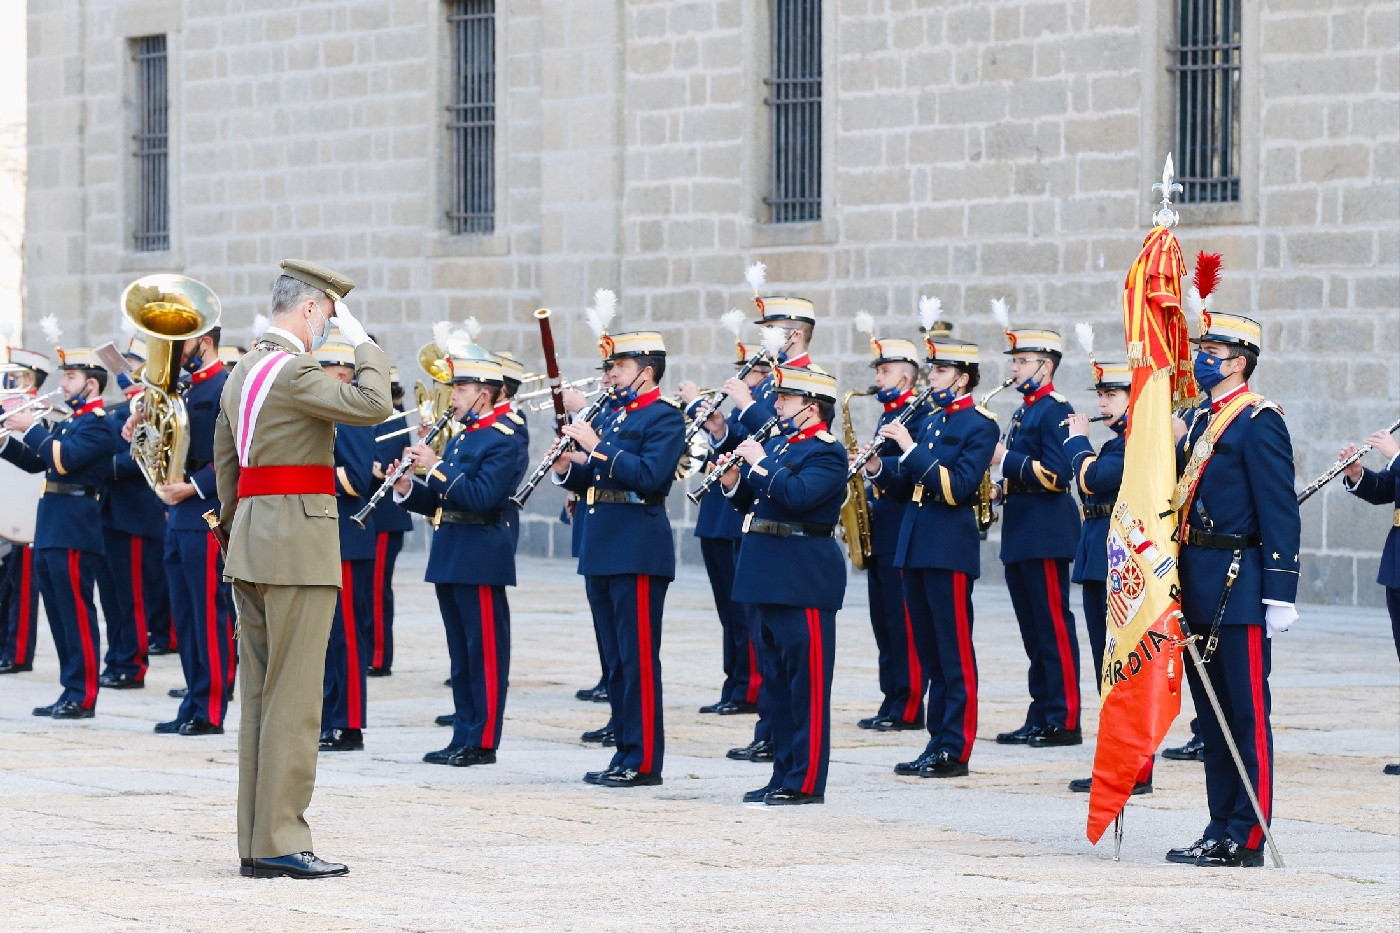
[
  {"xmin": 901, "ymin": 593, "xmax": 923, "ymax": 723},
  {"xmin": 1246, "ymin": 626, "xmax": 1271, "ymax": 849},
  {"xmin": 478, "ymin": 585, "xmax": 499, "ymax": 748},
  {"xmin": 371, "ymin": 532, "xmax": 389, "ymax": 669},
  {"xmin": 205, "ymin": 534, "xmax": 224, "ymax": 725},
  {"xmin": 745, "ymin": 635, "xmax": 762, "ymax": 704},
  {"xmin": 68, "ymin": 550, "xmax": 98, "ymax": 708},
  {"xmin": 953, "ymin": 572, "xmax": 978, "ymax": 762},
  {"xmin": 341, "ymin": 561, "xmax": 363, "ymax": 730},
  {"xmin": 636, "ymin": 575, "xmax": 656, "ymax": 774},
  {"xmin": 1043, "ymin": 558, "xmax": 1079, "ymax": 730},
  {"xmin": 15, "ymin": 546, "xmax": 33, "ymax": 664},
  {"xmin": 803, "ymin": 608, "xmax": 824, "ymax": 795},
  {"xmin": 131, "ymin": 537, "xmax": 149, "ymax": 679}
]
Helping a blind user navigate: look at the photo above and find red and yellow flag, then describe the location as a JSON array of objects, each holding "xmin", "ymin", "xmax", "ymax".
[{"xmin": 1086, "ymin": 226, "xmax": 1196, "ymax": 843}]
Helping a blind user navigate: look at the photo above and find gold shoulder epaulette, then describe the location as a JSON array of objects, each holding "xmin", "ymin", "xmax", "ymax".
[
  {"xmin": 492, "ymin": 421, "xmax": 515, "ymax": 436},
  {"xmin": 93, "ymin": 409, "xmax": 106, "ymax": 418},
  {"xmin": 1049, "ymin": 391, "xmax": 1068, "ymax": 404},
  {"xmin": 1250, "ymin": 398, "xmax": 1284, "ymax": 418},
  {"xmin": 974, "ymin": 405, "xmax": 998, "ymax": 422},
  {"xmin": 661, "ymin": 396, "xmax": 683, "ymax": 409},
  {"xmin": 507, "ymin": 411, "xmax": 525, "ymax": 425},
  {"xmin": 815, "ymin": 430, "xmax": 836, "ymax": 443}
]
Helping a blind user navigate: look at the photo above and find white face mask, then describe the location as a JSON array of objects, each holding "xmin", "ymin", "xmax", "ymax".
[{"xmin": 308, "ymin": 306, "xmax": 331, "ymax": 351}]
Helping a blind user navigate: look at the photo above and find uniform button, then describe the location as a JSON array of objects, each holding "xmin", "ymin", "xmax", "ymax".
[
  {"xmin": 934, "ymin": 430, "xmax": 941, "ymax": 436},
  {"xmin": 595, "ymin": 474, "xmax": 602, "ymax": 480},
  {"xmin": 588, "ymin": 508, "xmax": 595, "ymax": 515}
]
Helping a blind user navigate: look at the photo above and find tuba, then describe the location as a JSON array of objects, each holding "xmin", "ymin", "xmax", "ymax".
[
  {"xmin": 409, "ymin": 341, "xmax": 460, "ymax": 472},
  {"xmin": 838, "ymin": 387, "xmax": 875, "ymax": 570},
  {"xmin": 122, "ymin": 274, "xmax": 221, "ymax": 494}
]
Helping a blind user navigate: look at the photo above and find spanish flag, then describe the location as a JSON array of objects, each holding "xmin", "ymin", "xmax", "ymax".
[{"xmin": 1086, "ymin": 225, "xmax": 1196, "ymax": 843}]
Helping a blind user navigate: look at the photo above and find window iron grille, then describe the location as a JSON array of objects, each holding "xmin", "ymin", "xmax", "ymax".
[
  {"xmin": 132, "ymin": 35, "xmax": 169, "ymax": 252},
  {"xmin": 764, "ymin": 0, "xmax": 821, "ymax": 224},
  {"xmin": 446, "ymin": 1, "xmax": 496, "ymax": 235},
  {"xmin": 1167, "ymin": 0, "xmax": 1241, "ymax": 204}
]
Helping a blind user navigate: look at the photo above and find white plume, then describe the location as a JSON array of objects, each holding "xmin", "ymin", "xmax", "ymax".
[
  {"xmin": 463, "ymin": 316, "xmax": 483, "ymax": 342},
  {"xmin": 445, "ymin": 329, "xmax": 473, "ymax": 356},
  {"xmin": 918, "ymin": 295, "xmax": 942, "ymax": 332},
  {"xmin": 585, "ymin": 288, "xmax": 617, "ymax": 338},
  {"xmin": 745, "ymin": 261, "xmax": 767, "ymax": 293},
  {"xmin": 252, "ymin": 313, "xmax": 270, "ymax": 336},
  {"xmin": 431, "ymin": 320, "xmax": 454, "ymax": 351},
  {"xmin": 40, "ymin": 315, "xmax": 61, "ymax": 346},
  {"xmin": 1074, "ymin": 322, "xmax": 1095, "ymax": 356},
  {"xmin": 720, "ymin": 308, "xmax": 746, "ymax": 336},
  {"xmin": 1185, "ymin": 284, "xmax": 1204, "ymax": 317},
  {"xmin": 759, "ymin": 325, "xmax": 787, "ymax": 356},
  {"xmin": 989, "ymin": 297, "xmax": 1011, "ymax": 330},
  {"xmin": 854, "ymin": 310, "xmax": 875, "ymax": 336}
]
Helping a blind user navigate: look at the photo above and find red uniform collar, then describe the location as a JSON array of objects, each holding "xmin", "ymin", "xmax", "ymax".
[
  {"xmin": 493, "ymin": 400, "xmax": 512, "ymax": 417},
  {"xmin": 943, "ymin": 394, "xmax": 975, "ymax": 414},
  {"xmin": 625, "ymin": 386, "xmax": 662, "ymax": 411},
  {"xmin": 74, "ymin": 398, "xmax": 105, "ymax": 417},
  {"xmin": 883, "ymin": 389, "xmax": 915, "ymax": 413},
  {"xmin": 190, "ymin": 359, "xmax": 225, "ymax": 384},
  {"xmin": 1023, "ymin": 382, "xmax": 1055, "ymax": 405},
  {"xmin": 464, "ymin": 409, "xmax": 500, "ymax": 432},
  {"xmin": 782, "ymin": 351, "xmax": 811, "ymax": 369},
  {"xmin": 1210, "ymin": 382, "xmax": 1250, "ymax": 414},
  {"xmin": 788, "ymin": 420, "xmax": 828, "ymax": 444}
]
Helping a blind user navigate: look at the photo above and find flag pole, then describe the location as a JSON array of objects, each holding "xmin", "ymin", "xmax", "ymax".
[{"xmin": 1179, "ymin": 624, "xmax": 1285, "ymax": 868}]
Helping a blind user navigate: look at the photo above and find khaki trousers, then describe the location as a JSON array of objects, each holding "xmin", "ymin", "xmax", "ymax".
[{"xmin": 233, "ymin": 580, "xmax": 338, "ymax": 859}]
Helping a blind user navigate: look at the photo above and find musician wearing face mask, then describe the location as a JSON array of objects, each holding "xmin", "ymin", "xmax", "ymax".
[
  {"xmin": 989, "ymin": 327, "xmax": 1084, "ymax": 749},
  {"xmin": 394, "ymin": 348, "xmax": 519, "ymax": 769},
  {"xmin": 554, "ymin": 329, "xmax": 685, "ymax": 788},
  {"xmin": 0, "ymin": 346, "xmax": 51, "ymax": 675},
  {"xmin": 724, "ymin": 296, "xmax": 816, "ymax": 436},
  {"xmin": 720, "ymin": 366, "xmax": 847, "ymax": 805},
  {"xmin": 865, "ymin": 338, "xmax": 998, "ymax": 779}
]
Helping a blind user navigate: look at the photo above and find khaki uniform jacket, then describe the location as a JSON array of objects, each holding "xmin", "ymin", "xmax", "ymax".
[{"xmin": 213, "ymin": 331, "xmax": 392, "ymax": 587}]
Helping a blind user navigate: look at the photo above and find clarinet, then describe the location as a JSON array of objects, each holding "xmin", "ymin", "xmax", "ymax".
[
  {"xmin": 844, "ymin": 382, "xmax": 939, "ymax": 481},
  {"xmin": 682, "ymin": 350, "xmax": 779, "ymax": 448},
  {"xmin": 509, "ymin": 392, "xmax": 613, "ymax": 508},
  {"xmin": 350, "ymin": 410, "xmax": 455, "ymax": 528},
  {"xmin": 1296, "ymin": 417, "xmax": 1400, "ymax": 504},
  {"xmin": 687, "ymin": 417, "xmax": 781, "ymax": 504}
]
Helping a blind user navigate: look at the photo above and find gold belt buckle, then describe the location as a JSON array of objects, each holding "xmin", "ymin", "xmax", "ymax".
[
  {"xmin": 586, "ymin": 487, "xmax": 596, "ymax": 506},
  {"xmin": 742, "ymin": 512, "xmax": 754, "ymax": 533},
  {"xmin": 912, "ymin": 484, "xmax": 923, "ymax": 504},
  {"xmin": 1393, "ymin": 507, "xmax": 1399, "ymax": 528}
]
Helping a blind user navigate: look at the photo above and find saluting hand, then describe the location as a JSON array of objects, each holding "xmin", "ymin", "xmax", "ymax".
[
  {"xmin": 722, "ymin": 377, "xmax": 753, "ymax": 409},
  {"xmin": 878, "ymin": 421, "xmax": 914, "ymax": 452},
  {"xmin": 1339, "ymin": 444, "xmax": 1364, "ymax": 483},
  {"xmin": 735, "ymin": 438, "xmax": 765, "ymax": 466},
  {"xmin": 1066, "ymin": 413, "xmax": 1090, "ymax": 438}
]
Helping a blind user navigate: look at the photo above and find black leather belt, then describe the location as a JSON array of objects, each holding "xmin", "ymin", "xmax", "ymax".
[
  {"xmin": 436, "ymin": 509, "xmax": 503, "ymax": 526},
  {"xmin": 743, "ymin": 516, "xmax": 834, "ymax": 538},
  {"xmin": 44, "ymin": 481, "xmax": 101, "ymax": 500},
  {"xmin": 1004, "ymin": 478, "xmax": 1059, "ymax": 495},
  {"xmin": 1082, "ymin": 503, "xmax": 1113, "ymax": 520},
  {"xmin": 1183, "ymin": 527, "xmax": 1260, "ymax": 549},
  {"xmin": 587, "ymin": 489, "xmax": 665, "ymax": 506}
]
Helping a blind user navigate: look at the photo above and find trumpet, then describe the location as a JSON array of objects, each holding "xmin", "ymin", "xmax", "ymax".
[
  {"xmin": 523, "ymin": 383, "xmax": 603, "ymax": 412},
  {"xmin": 509, "ymin": 391, "xmax": 613, "ymax": 508},
  {"xmin": 687, "ymin": 416, "xmax": 781, "ymax": 504},
  {"xmin": 1296, "ymin": 417, "xmax": 1400, "ymax": 504},
  {"xmin": 1, "ymin": 389, "xmax": 68, "ymax": 437},
  {"xmin": 514, "ymin": 375, "xmax": 602, "ymax": 405},
  {"xmin": 351, "ymin": 410, "xmax": 456, "ymax": 528}
]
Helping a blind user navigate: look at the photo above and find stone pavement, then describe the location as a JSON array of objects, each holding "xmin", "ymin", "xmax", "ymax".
[{"xmin": 1, "ymin": 553, "xmax": 1397, "ymax": 932}]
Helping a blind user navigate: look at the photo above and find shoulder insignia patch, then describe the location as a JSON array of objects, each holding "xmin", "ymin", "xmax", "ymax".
[
  {"xmin": 661, "ymin": 396, "xmax": 683, "ymax": 409},
  {"xmin": 815, "ymin": 430, "xmax": 836, "ymax": 443},
  {"xmin": 507, "ymin": 411, "xmax": 525, "ymax": 425},
  {"xmin": 492, "ymin": 421, "xmax": 515, "ymax": 436},
  {"xmin": 1048, "ymin": 391, "xmax": 1068, "ymax": 404},
  {"xmin": 93, "ymin": 409, "xmax": 106, "ymax": 418},
  {"xmin": 974, "ymin": 405, "xmax": 998, "ymax": 422},
  {"xmin": 1250, "ymin": 399, "xmax": 1285, "ymax": 418}
]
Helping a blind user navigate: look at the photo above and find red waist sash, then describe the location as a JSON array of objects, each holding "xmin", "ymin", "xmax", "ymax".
[{"xmin": 237, "ymin": 465, "xmax": 336, "ymax": 498}]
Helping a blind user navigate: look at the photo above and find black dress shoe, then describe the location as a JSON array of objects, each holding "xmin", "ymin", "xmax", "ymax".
[
  {"xmin": 447, "ymin": 746, "xmax": 496, "ymax": 767},
  {"xmin": 153, "ymin": 719, "xmax": 187, "ymax": 734},
  {"xmin": 147, "ymin": 643, "xmax": 173, "ymax": 656},
  {"xmin": 743, "ymin": 785, "xmax": 778, "ymax": 803},
  {"xmin": 167, "ymin": 687, "xmax": 188, "ymax": 699},
  {"xmin": 367, "ymin": 667, "xmax": 391, "ymax": 677},
  {"xmin": 1068, "ymin": 777, "xmax": 1152, "ymax": 795},
  {"xmin": 581, "ymin": 725, "xmax": 616, "ymax": 746},
  {"xmin": 717, "ymin": 700, "xmax": 758, "ymax": 716},
  {"xmin": 423, "ymin": 745, "xmax": 465, "ymax": 765},
  {"xmin": 857, "ymin": 714, "xmax": 885, "ymax": 730},
  {"xmin": 32, "ymin": 701, "xmax": 60, "ymax": 717},
  {"xmin": 597, "ymin": 769, "xmax": 662, "ymax": 787},
  {"xmin": 1195, "ymin": 838, "xmax": 1264, "ymax": 868},
  {"xmin": 583, "ymin": 767, "xmax": 620, "ymax": 785},
  {"xmin": 1385, "ymin": 763, "xmax": 1400, "ymax": 776},
  {"xmin": 726, "ymin": 738, "xmax": 774, "ymax": 762},
  {"xmin": 319, "ymin": 728, "xmax": 364, "ymax": 751},
  {"xmin": 240, "ymin": 858, "xmax": 253, "ymax": 877},
  {"xmin": 0, "ymin": 660, "xmax": 33, "ymax": 674},
  {"xmin": 434, "ymin": 713, "xmax": 454, "ymax": 727},
  {"xmin": 698, "ymin": 698, "xmax": 726, "ymax": 714},
  {"xmin": 575, "ymin": 684, "xmax": 609, "ymax": 703},
  {"xmin": 764, "ymin": 787, "xmax": 823, "ymax": 805},
  {"xmin": 995, "ymin": 723, "xmax": 1040, "ymax": 745},
  {"xmin": 179, "ymin": 718, "xmax": 224, "ymax": 736},
  {"xmin": 1165, "ymin": 836, "xmax": 1218, "ymax": 864},
  {"xmin": 893, "ymin": 752, "xmax": 936, "ymax": 776},
  {"xmin": 873, "ymin": 715, "xmax": 924, "ymax": 732},
  {"xmin": 250, "ymin": 851, "xmax": 349, "ymax": 879},
  {"xmin": 99, "ymin": 671, "xmax": 145, "ymax": 689},
  {"xmin": 1161, "ymin": 735, "xmax": 1205, "ymax": 761},
  {"xmin": 1028, "ymin": 726, "xmax": 1082, "ymax": 747},
  {"xmin": 51, "ymin": 701, "xmax": 94, "ymax": 719},
  {"xmin": 918, "ymin": 751, "xmax": 969, "ymax": 778}
]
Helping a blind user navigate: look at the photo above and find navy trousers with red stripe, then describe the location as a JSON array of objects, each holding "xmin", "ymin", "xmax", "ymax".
[
  {"xmin": 583, "ymin": 577, "xmax": 618, "ymax": 733},
  {"xmin": 869, "ymin": 553, "xmax": 923, "ymax": 723},
  {"xmin": 1186, "ymin": 624, "xmax": 1273, "ymax": 849},
  {"xmin": 167, "ymin": 528, "xmax": 235, "ymax": 726},
  {"xmin": 700, "ymin": 537, "xmax": 761, "ymax": 705},
  {"xmin": 587, "ymin": 573, "xmax": 667, "ymax": 775},
  {"xmin": 902, "ymin": 569, "xmax": 978, "ymax": 762},
  {"xmin": 370, "ymin": 531, "xmax": 404, "ymax": 672},
  {"xmin": 97, "ymin": 528, "xmax": 165, "ymax": 681},
  {"xmin": 758, "ymin": 605, "xmax": 835, "ymax": 796},
  {"xmin": 323, "ymin": 559, "xmax": 375, "ymax": 731},
  {"xmin": 0, "ymin": 544, "xmax": 39, "ymax": 667},
  {"xmin": 1005, "ymin": 558, "xmax": 1081, "ymax": 731},
  {"xmin": 436, "ymin": 582, "xmax": 510, "ymax": 749},
  {"xmin": 34, "ymin": 548, "xmax": 101, "ymax": 709}
]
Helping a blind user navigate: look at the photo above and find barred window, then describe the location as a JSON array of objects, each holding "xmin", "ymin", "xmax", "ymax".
[
  {"xmin": 446, "ymin": 0, "xmax": 495, "ymax": 235},
  {"xmin": 1170, "ymin": 0, "xmax": 1241, "ymax": 203},
  {"xmin": 131, "ymin": 35, "xmax": 169, "ymax": 252},
  {"xmin": 764, "ymin": 0, "xmax": 821, "ymax": 224}
]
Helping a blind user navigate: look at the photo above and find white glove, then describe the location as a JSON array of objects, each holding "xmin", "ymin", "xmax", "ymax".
[
  {"xmin": 1264, "ymin": 603, "xmax": 1297, "ymax": 639},
  {"xmin": 331, "ymin": 300, "xmax": 372, "ymax": 348}
]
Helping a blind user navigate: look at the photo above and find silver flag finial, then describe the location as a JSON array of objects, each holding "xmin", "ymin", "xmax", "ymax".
[{"xmin": 1151, "ymin": 153, "xmax": 1183, "ymax": 228}]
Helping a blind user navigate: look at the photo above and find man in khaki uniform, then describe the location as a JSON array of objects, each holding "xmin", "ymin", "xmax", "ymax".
[{"xmin": 213, "ymin": 260, "xmax": 391, "ymax": 880}]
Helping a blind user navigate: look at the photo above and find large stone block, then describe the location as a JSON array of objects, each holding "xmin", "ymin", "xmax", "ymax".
[{"xmin": 1287, "ymin": 231, "xmax": 1375, "ymax": 267}]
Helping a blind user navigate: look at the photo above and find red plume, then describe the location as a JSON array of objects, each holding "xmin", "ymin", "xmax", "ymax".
[{"xmin": 1193, "ymin": 251, "xmax": 1222, "ymax": 302}]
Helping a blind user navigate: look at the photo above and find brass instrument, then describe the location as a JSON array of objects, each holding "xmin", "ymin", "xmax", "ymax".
[
  {"xmin": 838, "ymin": 388, "xmax": 875, "ymax": 570},
  {"xmin": 121, "ymin": 274, "xmax": 221, "ymax": 493},
  {"xmin": 524, "ymin": 382, "xmax": 603, "ymax": 413},
  {"xmin": 1297, "ymin": 417, "xmax": 1400, "ymax": 504},
  {"xmin": 514, "ymin": 375, "xmax": 601, "ymax": 406},
  {"xmin": 675, "ymin": 387, "xmax": 720, "ymax": 481},
  {"xmin": 973, "ymin": 377, "xmax": 1017, "ymax": 535},
  {"xmin": 410, "ymin": 340, "xmax": 461, "ymax": 472}
]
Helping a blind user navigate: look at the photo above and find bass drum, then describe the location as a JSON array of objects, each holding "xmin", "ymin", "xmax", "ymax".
[{"xmin": 0, "ymin": 457, "xmax": 41, "ymax": 544}]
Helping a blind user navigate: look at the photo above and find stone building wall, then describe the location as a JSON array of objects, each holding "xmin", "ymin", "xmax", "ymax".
[{"xmin": 24, "ymin": 0, "xmax": 1400, "ymax": 604}]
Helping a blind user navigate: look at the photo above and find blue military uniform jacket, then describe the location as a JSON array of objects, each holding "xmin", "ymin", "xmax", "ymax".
[
  {"xmin": 1176, "ymin": 387, "xmax": 1301, "ymax": 627},
  {"xmin": 102, "ymin": 397, "xmax": 168, "ymax": 539},
  {"xmin": 689, "ymin": 398, "xmax": 750, "ymax": 540},
  {"xmin": 728, "ymin": 421, "xmax": 848, "ymax": 611},
  {"xmin": 334, "ymin": 421, "xmax": 379, "ymax": 561},
  {"xmin": 497, "ymin": 402, "xmax": 530, "ymax": 547},
  {"xmin": 735, "ymin": 350, "xmax": 807, "ymax": 435},
  {"xmin": 999, "ymin": 383, "xmax": 1081, "ymax": 563},
  {"xmin": 866, "ymin": 390, "xmax": 933, "ymax": 556},
  {"xmin": 560, "ymin": 388, "xmax": 685, "ymax": 580},
  {"xmin": 369, "ymin": 409, "xmax": 415, "ymax": 535},
  {"xmin": 870, "ymin": 396, "xmax": 998, "ymax": 577},
  {"xmin": 1065, "ymin": 431, "xmax": 1125, "ymax": 584},
  {"xmin": 401, "ymin": 410, "xmax": 518, "ymax": 587},
  {"xmin": 169, "ymin": 361, "xmax": 228, "ymax": 532},
  {"xmin": 1346, "ymin": 453, "xmax": 1399, "ymax": 588},
  {"xmin": 1, "ymin": 399, "xmax": 116, "ymax": 554}
]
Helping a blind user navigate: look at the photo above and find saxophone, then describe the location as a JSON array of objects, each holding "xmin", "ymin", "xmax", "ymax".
[
  {"xmin": 973, "ymin": 377, "xmax": 1016, "ymax": 535},
  {"xmin": 839, "ymin": 388, "xmax": 875, "ymax": 570}
]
